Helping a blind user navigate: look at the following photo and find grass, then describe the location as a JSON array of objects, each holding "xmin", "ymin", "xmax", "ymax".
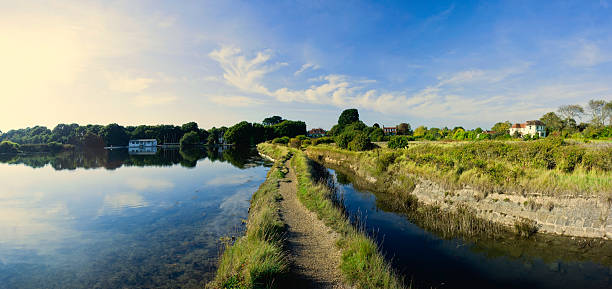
[
  {"xmin": 306, "ymin": 139, "xmax": 612, "ymax": 198},
  {"xmin": 259, "ymin": 143, "xmax": 406, "ymax": 289},
  {"xmin": 207, "ymin": 158, "xmax": 289, "ymax": 289}
]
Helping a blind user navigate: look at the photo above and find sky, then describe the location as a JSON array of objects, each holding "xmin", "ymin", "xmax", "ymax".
[{"xmin": 1, "ymin": 0, "xmax": 611, "ymax": 132}]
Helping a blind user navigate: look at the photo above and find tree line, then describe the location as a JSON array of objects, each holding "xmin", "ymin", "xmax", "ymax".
[{"xmin": 0, "ymin": 117, "xmax": 306, "ymax": 150}]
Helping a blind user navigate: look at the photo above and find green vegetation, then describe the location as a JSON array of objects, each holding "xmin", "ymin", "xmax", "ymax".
[
  {"xmin": 0, "ymin": 141, "xmax": 20, "ymax": 154},
  {"xmin": 179, "ymin": 131, "xmax": 200, "ymax": 146},
  {"xmin": 259, "ymin": 143, "xmax": 405, "ymax": 289},
  {"xmin": 329, "ymin": 109, "xmax": 376, "ymax": 151},
  {"xmin": 307, "ymin": 139, "xmax": 612, "ymax": 198},
  {"xmin": 223, "ymin": 118, "xmax": 306, "ymax": 147},
  {"xmin": 387, "ymin": 136, "xmax": 409, "ymax": 149},
  {"xmin": 207, "ymin": 157, "xmax": 289, "ymax": 289}
]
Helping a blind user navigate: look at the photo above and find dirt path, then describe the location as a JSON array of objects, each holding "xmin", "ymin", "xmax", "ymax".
[{"xmin": 278, "ymin": 159, "xmax": 348, "ymax": 289}]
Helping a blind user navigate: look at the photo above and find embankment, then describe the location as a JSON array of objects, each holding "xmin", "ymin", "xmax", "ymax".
[
  {"xmin": 259, "ymin": 143, "xmax": 406, "ymax": 289},
  {"xmin": 306, "ymin": 144, "xmax": 612, "ymax": 239}
]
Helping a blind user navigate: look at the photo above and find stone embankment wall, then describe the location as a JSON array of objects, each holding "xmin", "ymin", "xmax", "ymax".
[{"xmin": 306, "ymin": 149, "xmax": 612, "ymax": 239}]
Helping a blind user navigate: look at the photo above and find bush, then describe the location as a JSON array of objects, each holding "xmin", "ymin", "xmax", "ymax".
[
  {"xmin": 335, "ymin": 132, "xmax": 354, "ymax": 149},
  {"xmin": 311, "ymin": 137, "xmax": 334, "ymax": 145},
  {"xmin": 179, "ymin": 131, "xmax": 200, "ymax": 146},
  {"xmin": 347, "ymin": 133, "xmax": 372, "ymax": 151},
  {"xmin": 387, "ymin": 136, "xmax": 409, "ymax": 149},
  {"xmin": 289, "ymin": 137, "xmax": 302, "ymax": 148},
  {"xmin": 271, "ymin": 136, "xmax": 289, "ymax": 144},
  {"xmin": 0, "ymin": 141, "xmax": 20, "ymax": 154}
]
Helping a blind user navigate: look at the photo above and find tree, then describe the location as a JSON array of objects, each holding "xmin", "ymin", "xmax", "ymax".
[
  {"xmin": 0, "ymin": 141, "xmax": 20, "ymax": 154},
  {"xmin": 397, "ymin": 123, "xmax": 412, "ymax": 135},
  {"xmin": 338, "ymin": 109, "xmax": 359, "ymax": 126},
  {"xmin": 587, "ymin": 100, "xmax": 607, "ymax": 126},
  {"xmin": 368, "ymin": 127, "xmax": 385, "ymax": 142},
  {"xmin": 181, "ymin": 122, "xmax": 199, "ymax": 133},
  {"xmin": 272, "ymin": 120, "xmax": 306, "ymax": 138},
  {"xmin": 224, "ymin": 121, "xmax": 254, "ymax": 146},
  {"xmin": 373, "ymin": 123, "xmax": 380, "ymax": 128},
  {"xmin": 558, "ymin": 104, "xmax": 584, "ymax": 123},
  {"xmin": 180, "ymin": 131, "xmax": 200, "ymax": 146},
  {"xmin": 413, "ymin": 126, "xmax": 427, "ymax": 137},
  {"xmin": 540, "ymin": 112, "xmax": 563, "ymax": 134},
  {"xmin": 491, "ymin": 121, "xmax": 511, "ymax": 134},
  {"xmin": 605, "ymin": 101, "xmax": 612, "ymax": 125},
  {"xmin": 263, "ymin": 116, "xmax": 284, "ymax": 126},
  {"xmin": 100, "ymin": 123, "xmax": 129, "ymax": 146}
]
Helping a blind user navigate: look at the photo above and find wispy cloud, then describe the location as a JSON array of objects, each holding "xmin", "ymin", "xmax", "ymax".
[
  {"xmin": 294, "ymin": 63, "xmax": 320, "ymax": 75},
  {"xmin": 133, "ymin": 94, "xmax": 177, "ymax": 106},
  {"xmin": 567, "ymin": 42, "xmax": 610, "ymax": 67},
  {"xmin": 209, "ymin": 46, "xmax": 612, "ymax": 126},
  {"xmin": 106, "ymin": 72, "xmax": 155, "ymax": 93}
]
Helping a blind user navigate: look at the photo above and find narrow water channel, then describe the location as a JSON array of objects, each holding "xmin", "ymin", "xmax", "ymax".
[{"xmin": 325, "ymin": 167, "xmax": 612, "ymax": 289}]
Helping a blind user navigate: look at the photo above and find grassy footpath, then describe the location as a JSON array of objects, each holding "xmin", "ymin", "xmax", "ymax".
[
  {"xmin": 206, "ymin": 155, "xmax": 290, "ymax": 289},
  {"xmin": 307, "ymin": 139, "xmax": 612, "ymax": 198},
  {"xmin": 259, "ymin": 143, "xmax": 405, "ymax": 289}
]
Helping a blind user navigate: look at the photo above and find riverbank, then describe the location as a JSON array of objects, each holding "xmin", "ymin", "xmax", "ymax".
[
  {"xmin": 259, "ymin": 143, "xmax": 405, "ymax": 289},
  {"xmin": 305, "ymin": 144, "xmax": 612, "ymax": 239}
]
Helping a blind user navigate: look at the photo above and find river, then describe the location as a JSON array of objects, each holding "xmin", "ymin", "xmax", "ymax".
[
  {"xmin": 0, "ymin": 147, "xmax": 271, "ymax": 289},
  {"xmin": 325, "ymin": 167, "xmax": 611, "ymax": 289}
]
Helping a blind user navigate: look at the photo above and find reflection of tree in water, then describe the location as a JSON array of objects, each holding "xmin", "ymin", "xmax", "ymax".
[{"xmin": 0, "ymin": 146, "xmax": 263, "ymax": 170}]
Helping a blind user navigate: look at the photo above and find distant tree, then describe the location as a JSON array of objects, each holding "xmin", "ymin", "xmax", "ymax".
[
  {"xmin": 605, "ymin": 101, "xmax": 612, "ymax": 125},
  {"xmin": 397, "ymin": 123, "xmax": 412, "ymax": 135},
  {"xmin": 224, "ymin": 121, "xmax": 254, "ymax": 146},
  {"xmin": 413, "ymin": 126, "xmax": 427, "ymax": 137},
  {"xmin": 181, "ymin": 122, "xmax": 199, "ymax": 133},
  {"xmin": 180, "ymin": 131, "xmax": 200, "ymax": 146},
  {"xmin": 100, "ymin": 123, "xmax": 129, "ymax": 146},
  {"xmin": 540, "ymin": 112, "xmax": 563, "ymax": 134},
  {"xmin": 475, "ymin": 127, "xmax": 483, "ymax": 134},
  {"xmin": 0, "ymin": 141, "xmax": 20, "ymax": 154},
  {"xmin": 272, "ymin": 120, "xmax": 306, "ymax": 138},
  {"xmin": 373, "ymin": 123, "xmax": 380, "ymax": 128},
  {"xmin": 368, "ymin": 127, "xmax": 385, "ymax": 142},
  {"xmin": 491, "ymin": 121, "xmax": 511, "ymax": 134},
  {"xmin": 338, "ymin": 109, "xmax": 360, "ymax": 126},
  {"xmin": 587, "ymin": 100, "xmax": 607, "ymax": 126},
  {"xmin": 558, "ymin": 104, "xmax": 584, "ymax": 123},
  {"xmin": 263, "ymin": 116, "xmax": 284, "ymax": 126}
]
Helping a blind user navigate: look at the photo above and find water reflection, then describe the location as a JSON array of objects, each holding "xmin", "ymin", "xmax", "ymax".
[
  {"xmin": 325, "ymin": 167, "xmax": 612, "ymax": 289},
  {"xmin": 0, "ymin": 147, "xmax": 271, "ymax": 289}
]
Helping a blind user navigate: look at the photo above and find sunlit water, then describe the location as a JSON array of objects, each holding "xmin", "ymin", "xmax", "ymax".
[
  {"xmin": 326, "ymin": 168, "xmax": 612, "ymax": 289},
  {"xmin": 0, "ymin": 147, "xmax": 270, "ymax": 289}
]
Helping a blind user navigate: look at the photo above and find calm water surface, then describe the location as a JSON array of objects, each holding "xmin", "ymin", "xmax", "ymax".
[
  {"xmin": 0, "ymin": 147, "xmax": 270, "ymax": 289},
  {"xmin": 326, "ymin": 168, "xmax": 611, "ymax": 289}
]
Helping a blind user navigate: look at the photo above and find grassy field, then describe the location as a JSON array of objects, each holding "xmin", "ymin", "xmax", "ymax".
[
  {"xmin": 308, "ymin": 138, "xmax": 612, "ymax": 198},
  {"xmin": 259, "ymin": 143, "xmax": 406, "ymax": 289},
  {"xmin": 206, "ymin": 155, "xmax": 290, "ymax": 289}
]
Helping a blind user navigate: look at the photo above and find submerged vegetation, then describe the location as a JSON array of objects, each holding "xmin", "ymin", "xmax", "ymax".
[
  {"xmin": 207, "ymin": 158, "xmax": 289, "ymax": 289},
  {"xmin": 259, "ymin": 143, "xmax": 405, "ymax": 289}
]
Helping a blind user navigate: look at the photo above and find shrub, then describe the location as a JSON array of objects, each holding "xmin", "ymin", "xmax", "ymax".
[
  {"xmin": 335, "ymin": 132, "xmax": 354, "ymax": 149},
  {"xmin": 289, "ymin": 137, "xmax": 302, "ymax": 148},
  {"xmin": 271, "ymin": 136, "xmax": 289, "ymax": 144},
  {"xmin": 311, "ymin": 137, "xmax": 334, "ymax": 145},
  {"xmin": 387, "ymin": 136, "xmax": 409, "ymax": 149},
  {"xmin": 179, "ymin": 131, "xmax": 200, "ymax": 146},
  {"xmin": 0, "ymin": 141, "xmax": 20, "ymax": 154},
  {"xmin": 347, "ymin": 133, "xmax": 372, "ymax": 151}
]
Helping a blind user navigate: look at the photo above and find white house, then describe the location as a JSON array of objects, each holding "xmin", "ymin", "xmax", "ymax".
[
  {"xmin": 509, "ymin": 120, "xmax": 546, "ymax": 137},
  {"xmin": 128, "ymin": 139, "xmax": 158, "ymax": 147}
]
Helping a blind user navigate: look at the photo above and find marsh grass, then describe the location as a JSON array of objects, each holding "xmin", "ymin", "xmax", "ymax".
[
  {"xmin": 207, "ymin": 160, "xmax": 289, "ymax": 289},
  {"xmin": 308, "ymin": 141, "xmax": 612, "ymax": 198},
  {"xmin": 272, "ymin": 144, "xmax": 406, "ymax": 289}
]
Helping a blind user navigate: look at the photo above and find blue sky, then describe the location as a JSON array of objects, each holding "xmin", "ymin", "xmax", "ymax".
[{"xmin": 1, "ymin": 0, "xmax": 611, "ymax": 131}]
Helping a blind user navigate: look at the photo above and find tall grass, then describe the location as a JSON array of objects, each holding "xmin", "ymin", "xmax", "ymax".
[
  {"xmin": 258, "ymin": 143, "xmax": 406, "ymax": 289},
  {"xmin": 307, "ymin": 140, "xmax": 612, "ymax": 197},
  {"xmin": 207, "ymin": 160, "xmax": 289, "ymax": 289}
]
